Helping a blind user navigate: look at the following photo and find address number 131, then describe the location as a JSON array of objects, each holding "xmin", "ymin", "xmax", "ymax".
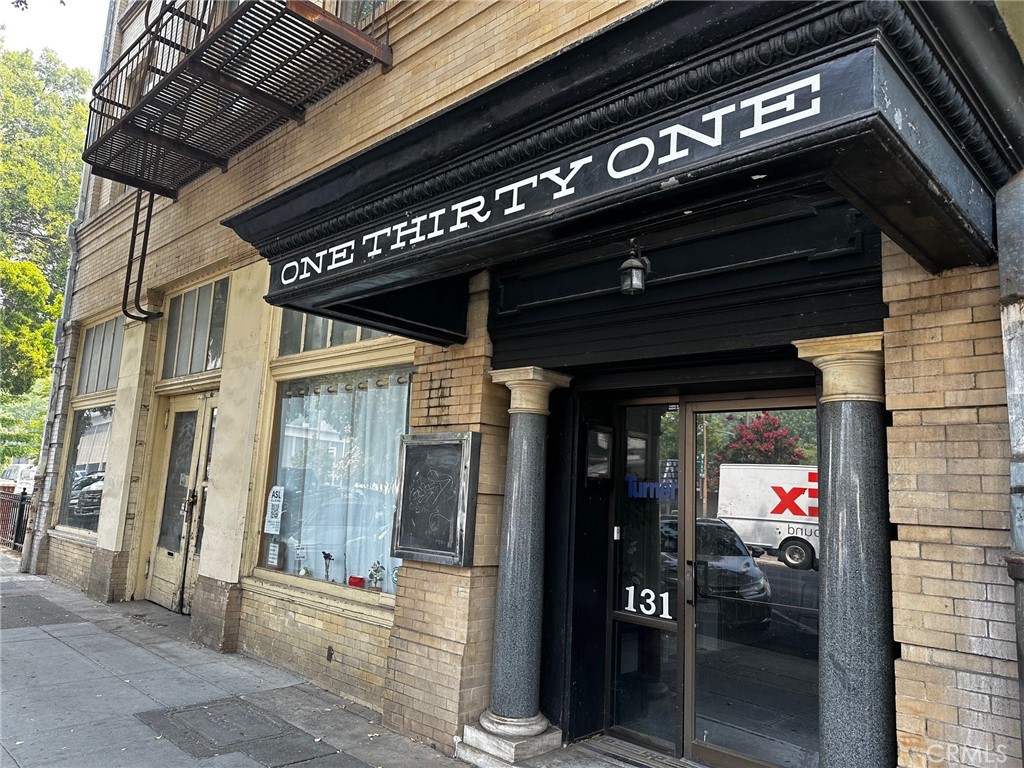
[{"xmin": 623, "ymin": 586, "xmax": 673, "ymax": 619}]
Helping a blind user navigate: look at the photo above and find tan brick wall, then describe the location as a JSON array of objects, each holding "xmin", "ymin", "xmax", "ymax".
[
  {"xmin": 383, "ymin": 272, "xmax": 509, "ymax": 754},
  {"xmin": 385, "ymin": 563, "xmax": 497, "ymax": 753},
  {"xmin": 192, "ymin": 576, "xmax": 241, "ymax": 652},
  {"xmin": 883, "ymin": 240, "xmax": 1021, "ymax": 768},
  {"xmin": 87, "ymin": 547, "xmax": 131, "ymax": 602},
  {"xmin": 237, "ymin": 580, "xmax": 392, "ymax": 711},
  {"xmin": 46, "ymin": 534, "xmax": 95, "ymax": 591}
]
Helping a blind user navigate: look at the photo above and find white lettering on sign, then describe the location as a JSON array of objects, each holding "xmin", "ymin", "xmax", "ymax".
[
  {"xmin": 539, "ymin": 156, "xmax": 593, "ymax": 199},
  {"xmin": 624, "ymin": 585, "xmax": 673, "ymax": 620},
  {"xmin": 607, "ymin": 136, "xmax": 657, "ymax": 179},
  {"xmin": 495, "ymin": 175, "xmax": 539, "ymax": 214},
  {"xmin": 739, "ymin": 74, "xmax": 820, "ymax": 138},
  {"xmin": 273, "ymin": 69, "xmax": 828, "ymax": 290},
  {"xmin": 658, "ymin": 104, "xmax": 737, "ymax": 164}
]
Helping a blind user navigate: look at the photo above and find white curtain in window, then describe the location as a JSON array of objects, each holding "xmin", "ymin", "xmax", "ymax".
[{"xmin": 271, "ymin": 369, "xmax": 409, "ymax": 592}]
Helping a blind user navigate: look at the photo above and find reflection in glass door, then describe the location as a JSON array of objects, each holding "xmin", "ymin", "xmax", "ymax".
[
  {"xmin": 687, "ymin": 405, "xmax": 820, "ymax": 768},
  {"xmin": 609, "ymin": 402, "xmax": 680, "ymax": 750}
]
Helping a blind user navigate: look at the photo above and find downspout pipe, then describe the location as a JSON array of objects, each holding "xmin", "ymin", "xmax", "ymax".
[
  {"xmin": 997, "ymin": 170, "xmax": 1024, "ymax": 747},
  {"xmin": 22, "ymin": 0, "xmax": 119, "ymax": 573}
]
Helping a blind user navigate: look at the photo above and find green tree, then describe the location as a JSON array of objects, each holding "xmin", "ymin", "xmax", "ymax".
[
  {"xmin": 1, "ymin": 256, "xmax": 61, "ymax": 395},
  {"xmin": 0, "ymin": 40, "xmax": 90, "ymax": 294},
  {"xmin": 0, "ymin": 377, "xmax": 48, "ymax": 465}
]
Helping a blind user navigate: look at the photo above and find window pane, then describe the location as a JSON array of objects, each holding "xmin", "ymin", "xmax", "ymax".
[
  {"xmin": 260, "ymin": 369, "xmax": 411, "ymax": 593},
  {"xmin": 106, "ymin": 318, "xmax": 124, "ymax": 390},
  {"xmin": 163, "ymin": 295, "xmax": 182, "ymax": 378},
  {"xmin": 303, "ymin": 314, "xmax": 328, "ymax": 351},
  {"xmin": 59, "ymin": 407, "xmax": 114, "ymax": 532},
  {"xmin": 157, "ymin": 410, "xmax": 197, "ymax": 551},
  {"xmin": 78, "ymin": 326, "xmax": 95, "ymax": 395},
  {"xmin": 330, "ymin": 321, "xmax": 359, "ymax": 346},
  {"xmin": 190, "ymin": 282, "xmax": 213, "ymax": 375},
  {"xmin": 279, "ymin": 309, "xmax": 303, "ymax": 356},
  {"xmin": 87, "ymin": 323, "xmax": 103, "ymax": 393},
  {"xmin": 360, "ymin": 327, "xmax": 387, "ymax": 340},
  {"xmin": 206, "ymin": 278, "xmax": 228, "ymax": 371},
  {"xmin": 693, "ymin": 407, "xmax": 819, "ymax": 766},
  {"xmin": 174, "ymin": 289, "xmax": 197, "ymax": 377},
  {"xmin": 95, "ymin": 319, "xmax": 112, "ymax": 392}
]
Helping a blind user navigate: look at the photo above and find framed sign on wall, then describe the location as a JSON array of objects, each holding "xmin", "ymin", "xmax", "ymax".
[{"xmin": 392, "ymin": 431, "xmax": 481, "ymax": 567}]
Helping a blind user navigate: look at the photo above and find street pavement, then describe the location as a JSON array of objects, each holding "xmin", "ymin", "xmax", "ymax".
[
  {"xmin": 0, "ymin": 550, "xmax": 455, "ymax": 768},
  {"xmin": 0, "ymin": 550, "xmax": 665, "ymax": 768}
]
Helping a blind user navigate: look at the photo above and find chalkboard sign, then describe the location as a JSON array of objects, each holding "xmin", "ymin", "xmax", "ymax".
[{"xmin": 392, "ymin": 432, "xmax": 481, "ymax": 566}]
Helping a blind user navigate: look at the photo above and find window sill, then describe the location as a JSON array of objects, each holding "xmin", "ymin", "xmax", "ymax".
[
  {"xmin": 48, "ymin": 526, "xmax": 98, "ymax": 547},
  {"xmin": 243, "ymin": 568, "xmax": 396, "ymax": 628}
]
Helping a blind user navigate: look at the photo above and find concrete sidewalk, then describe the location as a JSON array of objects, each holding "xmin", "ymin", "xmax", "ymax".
[
  {"xmin": 0, "ymin": 551, "xmax": 676, "ymax": 768},
  {"xmin": 0, "ymin": 551, "xmax": 455, "ymax": 768}
]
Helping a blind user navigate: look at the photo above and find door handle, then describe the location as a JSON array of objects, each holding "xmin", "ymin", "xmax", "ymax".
[{"xmin": 180, "ymin": 489, "xmax": 198, "ymax": 517}]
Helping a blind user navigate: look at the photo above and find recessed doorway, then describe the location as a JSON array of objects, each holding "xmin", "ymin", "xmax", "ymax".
[{"xmin": 589, "ymin": 393, "xmax": 821, "ymax": 767}]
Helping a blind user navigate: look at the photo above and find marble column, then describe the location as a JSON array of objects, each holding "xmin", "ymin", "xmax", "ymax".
[
  {"xmin": 461, "ymin": 366, "xmax": 569, "ymax": 766},
  {"xmin": 794, "ymin": 332, "xmax": 896, "ymax": 768},
  {"xmin": 995, "ymin": 170, "xmax": 1024, "ymax": 748}
]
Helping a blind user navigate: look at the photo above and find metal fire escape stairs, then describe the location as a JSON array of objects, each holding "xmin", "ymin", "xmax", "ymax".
[{"xmin": 83, "ymin": 0, "xmax": 393, "ymax": 322}]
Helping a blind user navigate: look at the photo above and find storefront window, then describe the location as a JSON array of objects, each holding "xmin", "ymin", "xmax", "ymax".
[
  {"xmin": 77, "ymin": 317, "xmax": 124, "ymax": 395},
  {"xmin": 58, "ymin": 407, "xmax": 114, "ymax": 532},
  {"xmin": 261, "ymin": 368, "xmax": 410, "ymax": 592},
  {"xmin": 162, "ymin": 278, "xmax": 228, "ymax": 378},
  {"xmin": 278, "ymin": 309, "xmax": 387, "ymax": 357}
]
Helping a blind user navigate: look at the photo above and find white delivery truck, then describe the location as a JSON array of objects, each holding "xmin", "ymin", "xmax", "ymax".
[{"xmin": 716, "ymin": 463, "xmax": 819, "ymax": 570}]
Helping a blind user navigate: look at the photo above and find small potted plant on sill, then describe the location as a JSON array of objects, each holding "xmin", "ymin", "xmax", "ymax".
[{"xmin": 367, "ymin": 560, "xmax": 386, "ymax": 592}]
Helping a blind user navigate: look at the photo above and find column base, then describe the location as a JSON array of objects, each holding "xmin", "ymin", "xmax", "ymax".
[
  {"xmin": 479, "ymin": 710, "xmax": 549, "ymax": 738},
  {"xmin": 460, "ymin": 722, "xmax": 563, "ymax": 766}
]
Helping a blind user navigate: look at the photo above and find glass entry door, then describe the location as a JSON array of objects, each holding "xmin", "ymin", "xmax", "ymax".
[
  {"xmin": 147, "ymin": 392, "xmax": 218, "ymax": 614},
  {"xmin": 609, "ymin": 402, "xmax": 680, "ymax": 748},
  {"xmin": 602, "ymin": 396, "xmax": 820, "ymax": 768},
  {"xmin": 686, "ymin": 403, "xmax": 820, "ymax": 768}
]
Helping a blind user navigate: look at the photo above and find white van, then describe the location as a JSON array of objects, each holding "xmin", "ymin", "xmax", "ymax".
[
  {"xmin": 13, "ymin": 464, "xmax": 37, "ymax": 496},
  {"xmin": 716, "ymin": 463, "xmax": 819, "ymax": 570}
]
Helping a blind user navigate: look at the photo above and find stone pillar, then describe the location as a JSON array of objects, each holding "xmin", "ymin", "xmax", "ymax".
[
  {"xmin": 460, "ymin": 366, "xmax": 569, "ymax": 766},
  {"xmin": 794, "ymin": 332, "xmax": 895, "ymax": 768}
]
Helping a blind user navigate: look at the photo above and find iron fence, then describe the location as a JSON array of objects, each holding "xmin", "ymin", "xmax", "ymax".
[{"xmin": 0, "ymin": 491, "xmax": 30, "ymax": 551}]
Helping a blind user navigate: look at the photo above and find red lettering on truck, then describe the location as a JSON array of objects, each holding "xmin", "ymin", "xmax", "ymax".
[{"xmin": 769, "ymin": 471, "xmax": 819, "ymax": 517}]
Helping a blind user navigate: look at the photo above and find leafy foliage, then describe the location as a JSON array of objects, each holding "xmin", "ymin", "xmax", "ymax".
[
  {"xmin": 1, "ymin": 256, "xmax": 61, "ymax": 395},
  {"xmin": 0, "ymin": 40, "xmax": 90, "ymax": 295},
  {"xmin": 701, "ymin": 409, "xmax": 816, "ymax": 493},
  {"xmin": 715, "ymin": 411, "xmax": 806, "ymax": 464},
  {"xmin": 0, "ymin": 377, "xmax": 49, "ymax": 466}
]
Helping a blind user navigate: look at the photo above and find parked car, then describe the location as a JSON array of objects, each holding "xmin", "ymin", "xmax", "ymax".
[
  {"xmin": 75, "ymin": 478, "xmax": 105, "ymax": 518},
  {"xmin": 660, "ymin": 518, "xmax": 772, "ymax": 627},
  {"xmin": 0, "ymin": 460, "xmax": 32, "ymax": 494},
  {"xmin": 12, "ymin": 465, "xmax": 37, "ymax": 496},
  {"xmin": 68, "ymin": 471, "xmax": 105, "ymax": 515}
]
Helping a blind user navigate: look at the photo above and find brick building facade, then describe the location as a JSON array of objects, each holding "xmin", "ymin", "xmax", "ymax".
[{"xmin": 23, "ymin": 2, "xmax": 1024, "ymax": 768}]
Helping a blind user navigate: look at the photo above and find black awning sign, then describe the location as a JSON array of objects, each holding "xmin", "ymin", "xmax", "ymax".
[{"xmin": 271, "ymin": 50, "xmax": 874, "ymax": 294}]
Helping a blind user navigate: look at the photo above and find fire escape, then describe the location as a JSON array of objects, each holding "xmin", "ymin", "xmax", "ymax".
[{"xmin": 82, "ymin": 0, "xmax": 392, "ymax": 321}]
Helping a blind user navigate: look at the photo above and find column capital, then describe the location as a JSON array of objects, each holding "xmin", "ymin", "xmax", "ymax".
[
  {"xmin": 793, "ymin": 332, "xmax": 884, "ymax": 404},
  {"xmin": 490, "ymin": 366, "xmax": 571, "ymax": 415}
]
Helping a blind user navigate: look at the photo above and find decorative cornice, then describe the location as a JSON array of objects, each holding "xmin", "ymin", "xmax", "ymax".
[
  {"xmin": 866, "ymin": 0, "xmax": 1010, "ymax": 186},
  {"xmin": 254, "ymin": 0, "xmax": 1010, "ymax": 261}
]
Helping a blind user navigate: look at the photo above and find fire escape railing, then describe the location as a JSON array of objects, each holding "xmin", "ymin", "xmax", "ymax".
[
  {"xmin": 84, "ymin": 0, "xmax": 391, "ymax": 199},
  {"xmin": 82, "ymin": 0, "xmax": 392, "ymax": 321}
]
